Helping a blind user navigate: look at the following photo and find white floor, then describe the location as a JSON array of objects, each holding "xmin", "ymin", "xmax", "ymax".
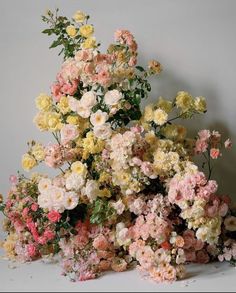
[{"xmin": 0, "ymin": 257, "xmax": 235, "ymax": 292}]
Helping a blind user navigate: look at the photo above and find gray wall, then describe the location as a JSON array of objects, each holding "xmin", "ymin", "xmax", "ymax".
[{"xmin": 0, "ymin": 0, "xmax": 235, "ymax": 198}]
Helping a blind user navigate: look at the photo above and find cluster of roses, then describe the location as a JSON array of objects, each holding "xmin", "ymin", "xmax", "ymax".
[{"xmin": 1, "ymin": 9, "xmax": 235, "ymax": 284}]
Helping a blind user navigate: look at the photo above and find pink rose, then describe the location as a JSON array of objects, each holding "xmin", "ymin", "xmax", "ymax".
[
  {"xmin": 60, "ymin": 124, "xmax": 79, "ymax": 145},
  {"xmin": 96, "ymin": 69, "xmax": 111, "ymax": 87},
  {"xmin": 198, "ymin": 129, "xmax": 211, "ymax": 141},
  {"xmin": 27, "ymin": 244, "xmax": 37, "ymax": 258},
  {"xmin": 43, "ymin": 229, "xmax": 55, "ymax": 241},
  {"xmin": 51, "ymin": 82, "xmax": 62, "ymax": 102},
  {"xmin": 47, "ymin": 210, "xmax": 61, "ymax": 223},
  {"xmin": 210, "ymin": 148, "xmax": 221, "ymax": 159},
  {"xmin": 31, "ymin": 203, "xmax": 39, "ymax": 212},
  {"xmin": 93, "ymin": 235, "xmax": 109, "ymax": 250}
]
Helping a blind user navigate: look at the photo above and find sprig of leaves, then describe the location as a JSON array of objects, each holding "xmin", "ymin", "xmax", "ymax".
[{"xmin": 90, "ymin": 198, "xmax": 115, "ymax": 225}]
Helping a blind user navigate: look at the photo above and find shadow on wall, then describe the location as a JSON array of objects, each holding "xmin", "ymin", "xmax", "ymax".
[{"xmin": 142, "ymin": 66, "xmax": 236, "ymax": 199}]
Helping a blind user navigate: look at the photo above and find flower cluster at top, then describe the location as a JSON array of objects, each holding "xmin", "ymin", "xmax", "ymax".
[{"xmin": 0, "ymin": 9, "xmax": 235, "ymax": 284}]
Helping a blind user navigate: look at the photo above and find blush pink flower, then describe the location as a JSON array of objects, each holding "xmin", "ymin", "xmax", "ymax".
[
  {"xmin": 47, "ymin": 210, "xmax": 62, "ymax": 223},
  {"xmin": 26, "ymin": 244, "xmax": 37, "ymax": 258},
  {"xmin": 9, "ymin": 175, "xmax": 17, "ymax": 184},
  {"xmin": 93, "ymin": 235, "xmax": 109, "ymax": 251},
  {"xmin": 224, "ymin": 138, "xmax": 232, "ymax": 149},
  {"xmin": 61, "ymin": 124, "xmax": 79, "ymax": 145},
  {"xmin": 31, "ymin": 203, "xmax": 39, "ymax": 212},
  {"xmin": 96, "ymin": 69, "xmax": 111, "ymax": 87}
]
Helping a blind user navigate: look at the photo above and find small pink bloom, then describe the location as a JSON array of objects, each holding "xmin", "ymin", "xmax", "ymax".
[
  {"xmin": 61, "ymin": 124, "xmax": 79, "ymax": 145},
  {"xmin": 43, "ymin": 229, "xmax": 55, "ymax": 241},
  {"xmin": 31, "ymin": 203, "xmax": 39, "ymax": 212},
  {"xmin": 224, "ymin": 138, "xmax": 232, "ymax": 149},
  {"xmin": 27, "ymin": 244, "xmax": 37, "ymax": 258},
  {"xmin": 22, "ymin": 207, "xmax": 30, "ymax": 219},
  {"xmin": 93, "ymin": 235, "xmax": 109, "ymax": 250},
  {"xmin": 210, "ymin": 148, "xmax": 221, "ymax": 159},
  {"xmin": 96, "ymin": 69, "xmax": 111, "ymax": 87},
  {"xmin": 9, "ymin": 175, "xmax": 17, "ymax": 184},
  {"xmin": 195, "ymin": 139, "xmax": 208, "ymax": 154},
  {"xmin": 51, "ymin": 82, "xmax": 62, "ymax": 102},
  {"xmin": 198, "ymin": 129, "xmax": 211, "ymax": 141},
  {"xmin": 128, "ymin": 56, "xmax": 137, "ymax": 67},
  {"xmin": 47, "ymin": 210, "xmax": 62, "ymax": 223}
]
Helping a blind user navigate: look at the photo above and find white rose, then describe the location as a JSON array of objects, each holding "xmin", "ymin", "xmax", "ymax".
[
  {"xmin": 68, "ymin": 96, "xmax": 79, "ymax": 112},
  {"xmin": 38, "ymin": 193, "xmax": 52, "ymax": 210},
  {"xmin": 93, "ymin": 123, "xmax": 112, "ymax": 139},
  {"xmin": 66, "ymin": 173, "xmax": 85, "ymax": 191},
  {"xmin": 76, "ymin": 101, "xmax": 91, "ymax": 118},
  {"xmin": 38, "ymin": 178, "xmax": 52, "ymax": 193},
  {"xmin": 83, "ymin": 180, "xmax": 99, "ymax": 202},
  {"xmin": 112, "ymin": 199, "xmax": 125, "ymax": 215},
  {"xmin": 50, "ymin": 186, "xmax": 66, "ymax": 212},
  {"xmin": 80, "ymin": 91, "xmax": 97, "ymax": 109},
  {"xmin": 63, "ymin": 191, "xmax": 79, "ymax": 210},
  {"xmin": 90, "ymin": 110, "xmax": 108, "ymax": 126},
  {"xmin": 104, "ymin": 89, "xmax": 122, "ymax": 106}
]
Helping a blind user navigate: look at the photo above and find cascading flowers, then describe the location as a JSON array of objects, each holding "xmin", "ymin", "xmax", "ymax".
[{"xmin": 0, "ymin": 9, "xmax": 235, "ymax": 284}]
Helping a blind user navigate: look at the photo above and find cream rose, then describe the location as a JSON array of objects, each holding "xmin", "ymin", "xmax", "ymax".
[
  {"xmin": 90, "ymin": 110, "xmax": 108, "ymax": 126},
  {"xmin": 93, "ymin": 123, "xmax": 112, "ymax": 139},
  {"xmin": 104, "ymin": 90, "xmax": 122, "ymax": 106}
]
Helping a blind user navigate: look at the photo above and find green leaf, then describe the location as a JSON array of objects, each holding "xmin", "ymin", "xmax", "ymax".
[
  {"xmin": 136, "ymin": 66, "xmax": 145, "ymax": 72},
  {"xmin": 41, "ymin": 28, "xmax": 53, "ymax": 35},
  {"xmin": 49, "ymin": 39, "xmax": 63, "ymax": 49}
]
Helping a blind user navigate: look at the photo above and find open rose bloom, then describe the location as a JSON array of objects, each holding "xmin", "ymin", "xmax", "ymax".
[{"xmin": 0, "ymin": 9, "xmax": 235, "ymax": 284}]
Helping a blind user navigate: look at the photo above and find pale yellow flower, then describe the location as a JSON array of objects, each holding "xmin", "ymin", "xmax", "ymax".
[
  {"xmin": 82, "ymin": 37, "xmax": 97, "ymax": 49},
  {"xmin": 66, "ymin": 115, "xmax": 80, "ymax": 125},
  {"xmin": 31, "ymin": 143, "xmax": 45, "ymax": 161},
  {"xmin": 156, "ymin": 97, "xmax": 173, "ymax": 113},
  {"xmin": 33, "ymin": 112, "xmax": 48, "ymax": 131},
  {"xmin": 143, "ymin": 104, "xmax": 154, "ymax": 122},
  {"xmin": 79, "ymin": 24, "xmax": 94, "ymax": 38},
  {"xmin": 153, "ymin": 108, "xmax": 168, "ymax": 125},
  {"xmin": 57, "ymin": 96, "xmax": 70, "ymax": 114},
  {"xmin": 35, "ymin": 93, "xmax": 52, "ymax": 112},
  {"xmin": 194, "ymin": 96, "xmax": 207, "ymax": 113},
  {"xmin": 66, "ymin": 25, "xmax": 77, "ymax": 38},
  {"xmin": 73, "ymin": 10, "xmax": 86, "ymax": 23},
  {"xmin": 71, "ymin": 161, "xmax": 87, "ymax": 176},
  {"xmin": 22, "ymin": 153, "xmax": 37, "ymax": 171},
  {"xmin": 175, "ymin": 91, "xmax": 193, "ymax": 112},
  {"xmin": 46, "ymin": 112, "xmax": 62, "ymax": 131}
]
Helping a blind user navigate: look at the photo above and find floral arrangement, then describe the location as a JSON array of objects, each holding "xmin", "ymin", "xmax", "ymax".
[{"xmin": 1, "ymin": 9, "xmax": 236, "ymax": 283}]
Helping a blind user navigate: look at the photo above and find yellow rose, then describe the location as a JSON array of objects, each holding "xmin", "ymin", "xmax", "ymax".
[
  {"xmin": 73, "ymin": 10, "xmax": 86, "ymax": 23},
  {"xmin": 82, "ymin": 37, "xmax": 97, "ymax": 49},
  {"xmin": 145, "ymin": 131, "xmax": 158, "ymax": 145},
  {"xmin": 162, "ymin": 124, "xmax": 178, "ymax": 140},
  {"xmin": 153, "ymin": 108, "xmax": 168, "ymax": 125},
  {"xmin": 79, "ymin": 24, "xmax": 94, "ymax": 38},
  {"xmin": 143, "ymin": 104, "xmax": 154, "ymax": 122},
  {"xmin": 175, "ymin": 91, "xmax": 194, "ymax": 112},
  {"xmin": 46, "ymin": 112, "xmax": 62, "ymax": 131},
  {"xmin": 22, "ymin": 153, "xmax": 37, "ymax": 171},
  {"xmin": 31, "ymin": 144, "xmax": 45, "ymax": 161},
  {"xmin": 66, "ymin": 115, "xmax": 79, "ymax": 125},
  {"xmin": 35, "ymin": 93, "xmax": 52, "ymax": 112},
  {"xmin": 33, "ymin": 112, "xmax": 48, "ymax": 131},
  {"xmin": 71, "ymin": 161, "xmax": 87, "ymax": 176},
  {"xmin": 156, "ymin": 97, "xmax": 173, "ymax": 113},
  {"xmin": 66, "ymin": 25, "xmax": 77, "ymax": 38},
  {"xmin": 57, "ymin": 96, "xmax": 70, "ymax": 114},
  {"xmin": 194, "ymin": 96, "xmax": 207, "ymax": 113}
]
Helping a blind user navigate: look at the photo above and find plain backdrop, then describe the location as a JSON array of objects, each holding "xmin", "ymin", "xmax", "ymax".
[{"xmin": 0, "ymin": 0, "xmax": 236, "ymax": 292}]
